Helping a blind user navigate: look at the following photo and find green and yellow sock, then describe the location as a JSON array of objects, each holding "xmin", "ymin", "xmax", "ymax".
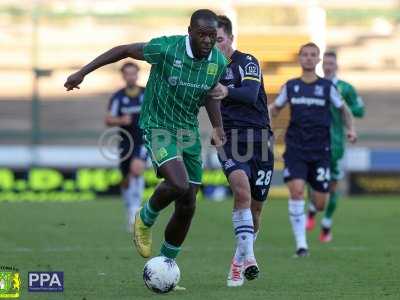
[
  {"xmin": 140, "ymin": 201, "xmax": 159, "ymax": 227},
  {"xmin": 325, "ymin": 190, "xmax": 338, "ymax": 220},
  {"xmin": 160, "ymin": 241, "xmax": 181, "ymax": 259}
]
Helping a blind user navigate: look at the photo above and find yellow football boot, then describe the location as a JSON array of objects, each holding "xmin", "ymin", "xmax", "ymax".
[{"xmin": 133, "ymin": 209, "xmax": 152, "ymax": 258}]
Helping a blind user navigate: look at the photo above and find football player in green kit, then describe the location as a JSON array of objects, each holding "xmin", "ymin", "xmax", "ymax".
[
  {"xmin": 306, "ymin": 51, "xmax": 365, "ymax": 242},
  {"xmin": 64, "ymin": 9, "xmax": 228, "ymax": 260}
]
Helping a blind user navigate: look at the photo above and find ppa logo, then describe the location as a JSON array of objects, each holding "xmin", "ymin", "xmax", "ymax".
[{"xmin": 28, "ymin": 272, "xmax": 63, "ymax": 292}]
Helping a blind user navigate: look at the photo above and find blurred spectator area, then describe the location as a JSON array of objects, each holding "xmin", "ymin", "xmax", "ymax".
[{"xmin": 0, "ymin": 2, "xmax": 400, "ymax": 147}]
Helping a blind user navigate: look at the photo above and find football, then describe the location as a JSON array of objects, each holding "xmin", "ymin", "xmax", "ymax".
[{"xmin": 143, "ymin": 256, "xmax": 180, "ymax": 294}]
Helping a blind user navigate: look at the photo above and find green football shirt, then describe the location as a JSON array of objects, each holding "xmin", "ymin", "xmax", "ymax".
[
  {"xmin": 140, "ymin": 35, "xmax": 228, "ymax": 131},
  {"xmin": 331, "ymin": 77, "xmax": 365, "ymax": 160}
]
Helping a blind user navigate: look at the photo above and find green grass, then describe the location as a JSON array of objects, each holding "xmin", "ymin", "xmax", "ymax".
[{"xmin": 1, "ymin": 196, "xmax": 400, "ymax": 300}]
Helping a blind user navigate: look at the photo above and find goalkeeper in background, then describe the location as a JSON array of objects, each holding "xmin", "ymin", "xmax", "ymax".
[{"xmin": 306, "ymin": 51, "xmax": 365, "ymax": 242}]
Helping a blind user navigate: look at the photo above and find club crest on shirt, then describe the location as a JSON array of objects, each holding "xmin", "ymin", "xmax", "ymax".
[
  {"xmin": 223, "ymin": 67, "xmax": 234, "ymax": 80},
  {"xmin": 294, "ymin": 85, "xmax": 300, "ymax": 93},
  {"xmin": 173, "ymin": 59, "xmax": 183, "ymax": 68},
  {"xmin": 207, "ymin": 63, "xmax": 218, "ymax": 75},
  {"xmin": 314, "ymin": 85, "xmax": 324, "ymax": 97}
]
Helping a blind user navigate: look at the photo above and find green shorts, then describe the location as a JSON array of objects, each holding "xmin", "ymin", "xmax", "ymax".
[
  {"xmin": 331, "ymin": 157, "xmax": 344, "ymax": 181},
  {"xmin": 331, "ymin": 146, "xmax": 345, "ymax": 181},
  {"xmin": 143, "ymin": 128, "xmax": 202, "ymax": 184}
]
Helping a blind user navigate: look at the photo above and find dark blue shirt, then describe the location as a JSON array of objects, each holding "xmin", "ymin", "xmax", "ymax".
[
  {"xmin": 108, "ymin": 86, "xmax": 145, "ymax": 145},
  {"xmin": 220, "ymin": 50, "xmax": 271, "ymax": 142},
  {"xmin": 275, "ymin": 77, "xmax": 343, "ymax": 151}
]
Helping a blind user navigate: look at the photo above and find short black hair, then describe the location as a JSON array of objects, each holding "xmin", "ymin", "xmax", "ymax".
[
  {"xmin": 324, "ymin": 50, "xmax": 337, "ymax": 59},
  {"xmin": 298, "ymin": 42, "xmax": 320, "ymax": 55},
  {"xmin": 217, "ymin": 15, "xmax": 233, "ymax": 36},
  {"xmin": 190, "ymin": 9, "xmax": 218, "ymax": 27},
  {"xmin": 120, "ymin": 62, "xmax": 139, "ymax": 73}
]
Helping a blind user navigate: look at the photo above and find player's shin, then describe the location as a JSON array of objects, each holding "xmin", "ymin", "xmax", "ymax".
[{"xmin": 288, "ymin": 199, "xmax": 308, "ymax": 250}]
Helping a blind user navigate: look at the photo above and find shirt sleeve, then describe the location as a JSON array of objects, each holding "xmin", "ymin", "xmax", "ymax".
[
  {"xmin": 274, "ymin": 84, "xmax": 288, "ymax": 107},
  {"xmin": 108, "ymin": 97, "xmax": 120, "ymax": 117},
  {"xmin": 344, "ymin": 83, "xmax": 365, "ymax": 118},
  {"xmin": 227, "ymin": 79, "xmax": 260, "ymax": 105},
  {"xmin": 239, "ymin": 54, "xmax": 261, "ymax": 83},
  {"xmin": 329, "ymin": 85, "xmax": 344, "ymax": 108},
  {"xmin": 143, "ymin": 36, "xmax": 169, "ymax": 65}
]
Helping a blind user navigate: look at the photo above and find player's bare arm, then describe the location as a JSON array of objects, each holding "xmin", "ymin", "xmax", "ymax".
[
  {"xmin": 340, "ymin": 104, "xmax": 357, "ymax": 143},
  {"xmin": 204, "ymin": 96, "xmax": 226, "ymax": 147},
  {"xmin": 64, "ymin": 43, "xmax": 147, "ymax": 91},
  {"xmin": 269, "ymin": 84, "xmax": 288, "ymax": 117},
  {"xmin": 268, "ymin": 103, "xmax": 282, "ymax": 117},
  {"xmin": 104, "ymin": 114, "xmax": 132, "ymax": 127}
]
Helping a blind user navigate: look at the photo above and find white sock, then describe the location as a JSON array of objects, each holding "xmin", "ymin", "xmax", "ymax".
[
  {"xmin": 321, "ymin": 217, "xmax": 333, "ymax": 229},
  {"xmin": 128, "ymin": 176, "xmax": 144, "ymax": 220},
  {"xmin": 122, "ymin": 176, "xmax": 144, "ymax": 227},
  {"xmin": 232, "ymin": 208, "xmax": 255, "ymax": 263},
  {"xmin": 121, "ymin": 187, "xmax": 134, "ymax": 228},
  {"xmin": 288, "ymin": 199, "xmax": 308, "ymax": 250}
]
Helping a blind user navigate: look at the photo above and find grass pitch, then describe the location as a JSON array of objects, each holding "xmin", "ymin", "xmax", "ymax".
[{"xmin": 1, "ymin": 196, "xmax": 399, "ymax": 300}]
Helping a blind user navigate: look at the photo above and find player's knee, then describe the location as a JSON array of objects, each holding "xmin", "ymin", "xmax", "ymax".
[
  {"xmin": 291, "ymin": 190, "xmax": 304, "ymax": 200},
  {"xmin": 170, "ymin": 180, "xmax": 190, "ymax": 196},
  {"xmin": 120, "ymin": 177, "xmax": 129, "ymax": 189},
  {"xmin": 232, "ymin": 186, "xmax": 251, "ymax": 206},
  {"xmin": 130, "ymin": 160, "xmax": 145, "ymax": 177},
  {"xmin": 315, "ymin": 200, "xmax": 326, "ymax": 211}
]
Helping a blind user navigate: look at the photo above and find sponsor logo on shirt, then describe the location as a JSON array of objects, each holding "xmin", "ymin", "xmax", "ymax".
[
  {"xmin": 121, "ymin": 106, "xmax": 141, "ymax": 114},
  {"xmin": 168, "ymin": 76, "xmax": 210, "ymax": 90},
  {"xmin": 290, "ymin": 97, "xmax": 326, "ymax": 106}
]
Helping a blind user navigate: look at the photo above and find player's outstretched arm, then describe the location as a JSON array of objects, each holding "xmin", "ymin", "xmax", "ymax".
[
  {"xmin": 330, "ymin": 84, "xmax": 357, "ymax": 143},
  {"xmin": 341, "ymin": 104, "xmax": 357, "ymax": 143},
  {"xmin": 104, "ymin": 114, "xmax": 132, "ymax": 127},
  {"xmin": 345, "ymin": 84, "xmax": 365, "ymax": 118},
  {"xmin": 269, "ymin": 84, "xmax": 288, "ymax": 117},
  {"xmin": 268, "ymin": 103, "xmax": 281, "ymax": 117},
  {"xmin": 64, "ymin": 43, "xmax": 146, "ymax": 91},
  {"xmin": 205, "ymin": 97, "xmax": 226, "ymax": 147}
]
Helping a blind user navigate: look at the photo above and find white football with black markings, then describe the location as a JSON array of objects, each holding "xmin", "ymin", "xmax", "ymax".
[{"xmin": 143, "ymin": 256, "xmax": 180, "ymax": 294}]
